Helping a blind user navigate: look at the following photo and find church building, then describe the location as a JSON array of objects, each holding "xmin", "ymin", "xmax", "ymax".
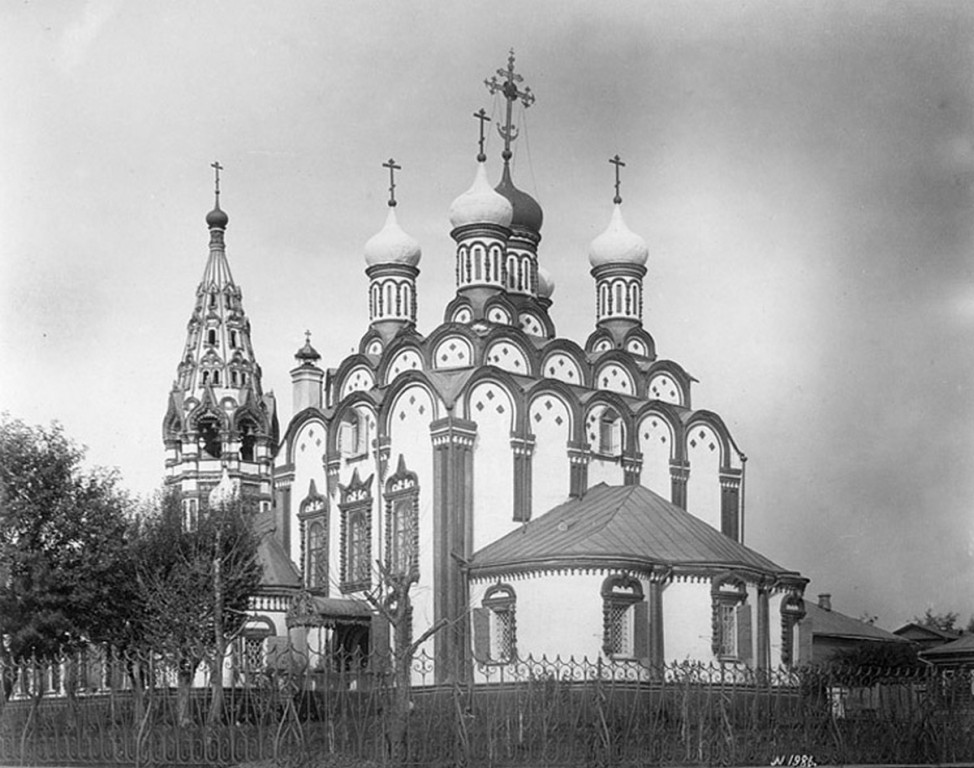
[{"xmin": 164, "ymin": 54, "xmax": 807, "ymax": 684}]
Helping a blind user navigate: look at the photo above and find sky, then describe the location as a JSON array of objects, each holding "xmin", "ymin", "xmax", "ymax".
[{"xmin": 2, "ymin": 0, "xmax": 973, "ymax": 631}]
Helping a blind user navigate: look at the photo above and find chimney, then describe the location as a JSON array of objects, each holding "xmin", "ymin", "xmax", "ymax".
[{"xmin": 818, "ymin": 593, "xmax": 832, "ymax": 611}]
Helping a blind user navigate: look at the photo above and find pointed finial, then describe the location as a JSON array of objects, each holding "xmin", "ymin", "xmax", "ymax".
[
  {"xmin": 609, "ymin": 154, "xmax": 626, "ymax": 204},
  {"xmin": 382, "ymin": 158, "xmax": 401, "ymax": 208},
  {"xmin": 485, "ymin": 49, "xmax": 535, "ymax": 164},
  {"xmin": 473, "ymin": 109, "xmax": 491, "ymax": 162}
]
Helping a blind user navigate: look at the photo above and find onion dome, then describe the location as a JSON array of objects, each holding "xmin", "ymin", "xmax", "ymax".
[
  {"xmin": 206, "ymin": 203, "xmax": 229, "ymax": 230},
  {"xmin": 537, "ymin": 266, "xmax": 555, "ymax": 299},
  {"xmin": 294, "ymin": 334, "xmax": 321, "ymax": 365},
  {"xmin": 449, "ymin": 161, "xmax": 513, "ymax": 229},
  {"xmin": 588, "ymin": 204, "xmax": 648, "ymax": 268},
  {"xmin": 364, "ymin": 207, "xmax": 422, "ymax": 267},
  {"xmin": 495, "ymin": 164, "xmax": 543, "ymax": 233}
]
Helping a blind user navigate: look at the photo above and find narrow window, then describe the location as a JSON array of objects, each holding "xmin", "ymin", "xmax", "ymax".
[
  {"xmin": 308, "ymin": 520, "xmax": 328, "ymax": 590},
  {"xmin": 207, "ymin": 328, "xmax": 217, "ymax": 345},
  {"xmin": 711, "ymin": 576, "xmax": 750, "ymax": 662},
  {"xmin": 230, "ymin": 330, "xmax": 238, "ymax": 349},
  {"xmin": 182, "ymin": 498, "xmax": 199, "ymax": 533},
  {"xmin": 599, "ymin": 409, "xmax": 622, "ymax": 456},
  {"xmin": 602, "ymin": 575, "xmax": 647, "ymax": 660},
  {"xmin": 346, "ymin": 509, "xmax": 369, "ymax": 586}
]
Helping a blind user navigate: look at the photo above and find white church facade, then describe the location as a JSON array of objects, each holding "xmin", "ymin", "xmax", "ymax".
[{"xmin": 163, "ymin": 54, "xmax": 807, "ymax": 685}]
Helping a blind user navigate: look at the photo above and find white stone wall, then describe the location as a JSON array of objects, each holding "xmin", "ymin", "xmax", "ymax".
[
  {"xmin": 469, "ymin": 381, "xmax": 516, "ymax": 552},
  {"xmin": 661, "ymin": 579, "xmax": 713, "ymax": 663},
  {"xmin": 686, "ymin": 423, "xmax": 722, "ymax": 531},
  {"xmin": 386, "ymin": 384, "xmax": 438, "ymax": 654},
  {"xmin": 528, "ymin": 393, "xmax": 572, "ymax": 516}
]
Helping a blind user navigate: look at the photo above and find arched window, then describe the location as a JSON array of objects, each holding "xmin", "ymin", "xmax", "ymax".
[
  {"xmin": 339, "ymin": 411, "xmax": 369, "ymax": 459},
  {"xmin": 207, "ymin": 328, "xmax": 217, "ymax": 345},
  {"xmin": 473, "ymin": 584, "xmax": 517, "ymax": 664},
  {"xmin": 602, "ymin": 575, "xmax": 646, "ymax": 659},
  {"xmin": 238, "ymin": 419, "xmax": 257, "ymax": 462},
  {"xmin": 198, "ymin": 415, "xmax": 221, "ymax": 459},
  {"xmin": 599, "ymin": 408, "xmax": 623, "ymax": 456}
]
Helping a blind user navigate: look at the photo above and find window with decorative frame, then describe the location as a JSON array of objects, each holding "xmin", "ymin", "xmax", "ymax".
[
  {"xmin": 299, "ymin": 483, "xmax": 328, "ymax": 592},
  {"xmin": 339, "ymin": 470, "xmax": 373, "ymax": 593},
  {"xmin": 385, "ymin": 455, "xmax": 419, "ymax": 579},
  {"xmin": 711, "ymin": 575, "xmax": 751, "ymax": 662},
  {"xmin": 472, "ymin": 584, "xmax": 517, "ymax": 664},
  {"xmin": 780, "ymin": 595, "xmax": 805, "ymax": 667},
  {"xmin": 233, "ymin": 618, "xmax": 274, "ymax": 683},
  {"xmin": 601, "ymin": 574, "xmax": 647, "ymax": 660}
]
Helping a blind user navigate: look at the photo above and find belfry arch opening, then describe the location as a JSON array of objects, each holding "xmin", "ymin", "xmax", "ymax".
[
  {"xmin": 238, "ymin": 418, "xmax": 259, "ymax": 462},
  {"xmin": 198, "ymin": 415, "xmax": 222, "ymax": 459}
]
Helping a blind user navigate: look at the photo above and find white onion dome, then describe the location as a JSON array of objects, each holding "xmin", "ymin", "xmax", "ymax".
[
  {"xmin": 537, "ymin": 266, "xmax": 555, "ymax": 298},
  {"xmin": 364, "ymin": 207, "xmax": 422, "ymax": 267},
  {"xmin": 588, "ymin": 204, "xmax": 648, "ymax": 268},
  {"xmin": 449, "ymin": 161, "xmax": 513, "ymax": 229}
]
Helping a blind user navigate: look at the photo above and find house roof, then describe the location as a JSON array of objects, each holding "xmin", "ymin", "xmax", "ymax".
[
  {"xmin": 893, "ymin": 623, "xmax": 962, "ymax": 642},
  {"xmin": 802, "ymin": 600, "xmax": 908, "ymax": 643},
  {"xmin": 919, "ymin": 633, "xmax": 974, "ymax": 662},
  {"xmin": 469, "ymin": 483, "xmax": 803, "ymax": 580}
]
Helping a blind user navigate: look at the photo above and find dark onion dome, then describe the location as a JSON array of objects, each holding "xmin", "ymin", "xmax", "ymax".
[
  {"xmin": 294, "ymin": 336, "xmax": 321, "ymax": 364},
  {"xmin": 495, "ymin": 164, "xmax": 543, "ymax": 234},
  {"xmin": 206, "ymin": 203, "xmax": 229, "ymax": 230}
]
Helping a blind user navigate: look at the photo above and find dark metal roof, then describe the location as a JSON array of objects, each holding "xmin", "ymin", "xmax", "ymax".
[
  {"xmin": 469, "ymin": 483, "xmax": 802, "ymax": 580},
  {"xmin": 802, "ymin": 600, "xmax": 908, "ymax": 643},
  {"xmin": 920, "ymin": 633, "xmax": 974, "ymax": 661}
]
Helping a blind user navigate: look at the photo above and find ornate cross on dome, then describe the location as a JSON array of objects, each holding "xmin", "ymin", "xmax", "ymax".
[
  {"xmin": 211, "ymin": 161, "xmax": 224, "ymax": 204},
  {"xmin": 610, "ymin": 154, "xmax": 626, "ymax": 204},
  {"xmin": 382, "ymin": 158, "xmax": 401, "ymax": 207},
  {"xmin": 484, "ymin": 49, "xmax": 535, "ymax": 162},
  {"xmin": 473, "ymin": 108, "xmax": 491, "ymax": 162}
]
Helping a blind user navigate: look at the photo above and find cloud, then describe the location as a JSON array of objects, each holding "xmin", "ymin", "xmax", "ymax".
[{"xmin": 56, "ymin": 0, "xmax": 123, "ymax": 75}]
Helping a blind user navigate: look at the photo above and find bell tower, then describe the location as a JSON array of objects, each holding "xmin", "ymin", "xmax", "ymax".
[{"xmin": 162, "ymin": 162, "xmax": 278, "ymax": 523}]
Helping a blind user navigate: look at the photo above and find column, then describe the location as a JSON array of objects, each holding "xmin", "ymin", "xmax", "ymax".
[
  {"xmin": 670, "ymin": 460, "xmax": 689, "ymax": 509},
  {"xmin": 567, "ymin": 441, "xmax": 591, "ymax": 498},
  {"xmin": 511, "ymin": 435, "xmax": 535, "ymax": 522},
  {"xmin": 430, "ymin": 417, "xmax": 477, "ymax": 683}
]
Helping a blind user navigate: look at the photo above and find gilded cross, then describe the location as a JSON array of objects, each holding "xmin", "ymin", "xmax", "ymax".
[
  {"xmin": 382, "ymin": 158, "xmax": 401, "ymax": 207},
  {"xmin": 484, "ymin": 49, "xmax": 535, "ymax": 161},
  {"xmin": 305, "ymin": 329, "xmax": 312, "ymax": 344},
  {"xmin": 211, "ymin": 161, "xmax": 224, "ymax": 201},
  {"xmin": 473, "ymin": 108, "xmax": 491, "ymax": 162},
  {"xmin": 609, "ymin": 154, "xmax": 626, "ymax": 204}
]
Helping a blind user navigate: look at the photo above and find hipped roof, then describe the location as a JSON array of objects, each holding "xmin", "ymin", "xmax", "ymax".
[{"xmin": 469, "ymin": 483, "xmax": 804, "ymax": 581}]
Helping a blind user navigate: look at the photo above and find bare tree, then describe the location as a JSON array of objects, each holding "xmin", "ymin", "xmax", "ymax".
[{"xmin": 366, "ymin": 559, "xmax": 447, "ymax": 767}]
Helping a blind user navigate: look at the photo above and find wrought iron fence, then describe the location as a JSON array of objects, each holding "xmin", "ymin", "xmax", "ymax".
[{"xmin": 1, "ymin": 646, "xmax": 972, "ymax": 767}]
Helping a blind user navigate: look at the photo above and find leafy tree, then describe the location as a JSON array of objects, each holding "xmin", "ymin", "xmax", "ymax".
[
  {"xmin": 135, "ymin": 484, "xmax": 262, "ymax": 725},
  {"xmin": 831, "ymin": 640, "xmax": 921, "ymax": 671},
  {"xmin": 0, "ymin": 415, "xmax": 137, "ymax": 699},
  {"xmin": 912, "ymin": 609, "xmax": 971, "ymax": 634}
]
